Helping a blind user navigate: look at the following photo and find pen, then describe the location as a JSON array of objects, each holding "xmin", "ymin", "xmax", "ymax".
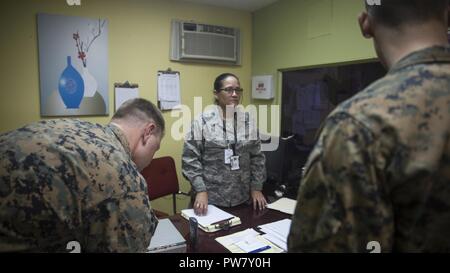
[
  {"xmin": 249, "ymin": 245, "xmax": 271, "ymax": 253},
  {"xmin": 211, "ymin": 217, "xmax": 234, "ymax": 226}
]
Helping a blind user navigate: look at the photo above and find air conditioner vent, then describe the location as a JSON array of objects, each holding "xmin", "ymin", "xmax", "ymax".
[{"xmin": 171, "ymin": 20, "xmax": 241, "ymax": 65}]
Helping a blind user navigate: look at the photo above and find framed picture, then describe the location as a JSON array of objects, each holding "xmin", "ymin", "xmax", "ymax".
[{"xmin": 37, "ymin": 13, "xmax": 109, "ymax": 116}]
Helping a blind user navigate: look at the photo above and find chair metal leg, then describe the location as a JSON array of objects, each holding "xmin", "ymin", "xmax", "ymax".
[{"xmin": 172, "ymin": 193, "xmax": 177, "ymax": 215}]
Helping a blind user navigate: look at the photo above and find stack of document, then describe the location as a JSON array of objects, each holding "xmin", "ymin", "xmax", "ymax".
[
  {"xmin": 266, "ymin": 197, "xmax": 297, "ymax": 215},
  {"xmin": 215, "ymin": 228, "xmax": 284, "ymax": 253},
  {"xmin": 257, "ymin": 219, "xmax": 292, "ymax": 252},
  {"xmin": 181, "ymin": 205, "xmax": 241, "ymax": 232}
]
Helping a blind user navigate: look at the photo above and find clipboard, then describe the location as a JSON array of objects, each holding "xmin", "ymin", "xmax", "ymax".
[
  {"xmin": 114, "ymin": 81, "xmax": 139, "ymax": 111},
  {"xmin": 114, "ymin": 81, "xmax": 138, "ymax": 88},
  {"xmin": 180, "ymin": 205, "xmax": 241, "ymax": 233},
  {"xmin": 157, "ymin": 67, "xmax": 179, "ymax": 75},
  {"xmin": 181, "ymin": 212, "xmax": 241, "ymax": 233},
  {"xmin": 157, "ymin": 68, "xmax": 181, "ymax": 111}
]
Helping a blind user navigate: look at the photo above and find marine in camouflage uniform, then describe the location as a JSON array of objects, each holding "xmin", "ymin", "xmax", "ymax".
[
  {"xmin": 182, "ymin": 105, "xmax": 266, "ymax": 207},
  {"xmin": 288, "ymin": 46, "xmax": 450, "ymax": 252},
  {"xmin": 0, "ymin": 119, "xmax": 158, "ymax": 252}
]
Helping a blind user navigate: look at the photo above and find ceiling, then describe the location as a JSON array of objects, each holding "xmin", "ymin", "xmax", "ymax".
[{"xmin": 177, "ymin": 0, "xmax": 279, "ymax": 12}]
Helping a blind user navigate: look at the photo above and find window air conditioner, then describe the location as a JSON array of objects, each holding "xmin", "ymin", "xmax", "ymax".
[{"xmin": 170, "ymin": 20, "xmax": 241, "ymax": 65}]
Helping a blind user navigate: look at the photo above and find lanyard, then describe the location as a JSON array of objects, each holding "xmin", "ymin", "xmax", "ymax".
[{"xmin": 222, "ymin": 113, "xmax": 237, "ymax": 154}]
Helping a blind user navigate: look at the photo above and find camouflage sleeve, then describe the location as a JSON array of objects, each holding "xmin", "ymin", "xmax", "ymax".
[
  {"xmin": 83, "ymin": 189, "xmax": 158, "ymax": 253},
  {"xmin": 288, "ymin": 112, "xmax": 394, "ymax": 252},
  {"xmin": 248, "ymin": 135, "xmax": 266, "ymax": 191},
  {"xmin": 182, "ymin": 120, "xmax": 207, "ymax": 192}
]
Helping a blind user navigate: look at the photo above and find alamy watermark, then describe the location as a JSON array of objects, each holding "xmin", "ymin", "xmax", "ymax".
[
  {"xmin": 66, "ymin": 241, "xmax": 81, "ymax": 253},
  {"xmin": 366, "ymin": 0, "xmax": 381, "ymax": 6},
  {"xmin": 170, "ymin": 97, "xmax": 281, "ymax": 151},
  {"xmin": 66, "ymin": 0, "xmax": 81, "ymax": 6},
  {"xmin": 366, "ymin": 241, "xmax": 381, "ymax": 253}
]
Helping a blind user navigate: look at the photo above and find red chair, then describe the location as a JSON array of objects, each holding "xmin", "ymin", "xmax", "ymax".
[{"xmin": 141, "ymin": 156, "xmax": 188, "ymax": 217}]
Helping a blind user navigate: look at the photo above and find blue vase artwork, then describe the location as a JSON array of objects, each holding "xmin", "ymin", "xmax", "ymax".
[{"xmin": 58, "ymin": 56, "xmax": 84, "ymax": 108}]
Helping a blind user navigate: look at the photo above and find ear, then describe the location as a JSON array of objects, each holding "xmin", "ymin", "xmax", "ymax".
[
  {"xmin": 358, "ymin": 11, "xmax": 373, "ymax": 39},
  {"xmin": 142, "ymin": 122, "xmax": 156, "ymax": 145},
  {"xmin": 213, "ymin": 91, "xmax": 219, "ymax": 101}
]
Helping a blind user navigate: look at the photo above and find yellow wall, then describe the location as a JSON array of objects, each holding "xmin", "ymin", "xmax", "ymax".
[
  {"xmin": 0, "ymin": 0, "xmax": 377, "ymax": 215},
  {"xmin": 0, "ymin": 0, "xmax": 253, "ymax": 215},
  {"xmin": 252, "ymin": 0, "xmax": 377, "ymax": 106}
]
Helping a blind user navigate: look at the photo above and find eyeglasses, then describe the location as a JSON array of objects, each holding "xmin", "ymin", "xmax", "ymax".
[{"xmin": 218, "ymin": 87, "xmax": 243, "ymax": 94}]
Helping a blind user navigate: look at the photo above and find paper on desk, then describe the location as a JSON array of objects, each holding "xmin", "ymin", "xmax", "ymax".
[
  {"xmin": 266, "ymin": 197, "xmax": 297, "ymax": 215},
  {"xmin": 262, "ymin": 233, "xmax": 287, "ymax": 252},
  {"xmin": 181, "ymin": 205, "xmax": 236, "ymax": 227},
  {"xmin": 235, "ymin": 236, "xmax": 268, "ymax": 253},
  {"xmin": 259, "ymin": 226, "xmax": 287, "ymax": 243},
  {"xmin": 219, "ymin": 228, "xmax": 260, "ymax": 246},
  {"xmin": 257, "ymin": 219, "xmax": 291, "ymax": 251},
  {"xmin": 258, "ymin": 219, "xmax": 292, "ymax": 240},
  {"xmin": 215, "ymin": 229, "xmax": 284, "ymax": 253}
]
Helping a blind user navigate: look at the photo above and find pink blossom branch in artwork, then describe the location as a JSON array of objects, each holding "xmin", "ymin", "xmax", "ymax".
[{"xmin": 72, "ymin": 19, "xmax": 106, "ymax": 68}]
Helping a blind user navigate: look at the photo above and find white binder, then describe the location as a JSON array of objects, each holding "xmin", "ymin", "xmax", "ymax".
[{"xmin": 181, "ymin": 205, "xmax": 241, "ymax": 233}]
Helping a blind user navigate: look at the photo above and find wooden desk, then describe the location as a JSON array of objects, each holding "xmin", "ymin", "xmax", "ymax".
[{"xmin": 169, "ymin": 204, "xmax": 290, "ymax": 253}]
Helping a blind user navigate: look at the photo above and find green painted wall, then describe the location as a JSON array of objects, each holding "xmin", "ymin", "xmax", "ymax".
[
  {"xmin": 0, "ymin": 0, "xmax": 253, "ymax": 215},
  {"xmin": 252, "ymin": 0, "xmax": 377, "ymax": 107}
]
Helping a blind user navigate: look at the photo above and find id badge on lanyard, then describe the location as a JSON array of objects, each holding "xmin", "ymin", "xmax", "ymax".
[
  {"xmin": 224, "ymin": 117, "xmax": 240, "ymax": 171},
  {"xmin": 224, "ymin": 145, "xmax": 233, "ymax": 164},
  {"xmin": 230, "ymin": 155, "xmax": 240, "ymax": 170}
]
